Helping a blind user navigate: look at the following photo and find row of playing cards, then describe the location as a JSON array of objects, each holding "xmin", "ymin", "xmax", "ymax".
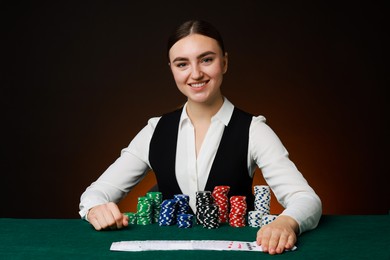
[{"xmin": 110, "ymin": 240, "xmax": 297, "ymax": 252}]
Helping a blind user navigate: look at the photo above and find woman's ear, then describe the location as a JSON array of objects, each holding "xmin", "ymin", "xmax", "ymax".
[{"xmin": 223, "ymin": 52, "xmax": 228, "ymax": 74}]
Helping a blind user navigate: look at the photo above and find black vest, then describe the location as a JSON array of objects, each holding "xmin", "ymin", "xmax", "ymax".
[{"xmin": 149, "ymin": 107, "xmax": 254, "ymax": 209}]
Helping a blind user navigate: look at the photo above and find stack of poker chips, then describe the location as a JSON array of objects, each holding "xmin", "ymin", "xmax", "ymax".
[
  {"xmin": 176, "ymin": 213, "xmax": 194, "ymax": 228},
  {"xmin": 253, "ymin": 185, "xmax": 271, "ymax": 215},
  {"xmin": 173, "ymin": 194, "xmax": 194, "ymax": 228},
  {"xmin": 136, "ymin": 196, "xmax": 153, "ymax": 225},
  {"xmin": 201, "ymin": 204, "xmax": 220, "ymax": 229},
  {"xmin": 146, "ymin": 191, "xmax": 163, "ymax": 223},
  {"xmin": 196, "ymin": 191, "xmax": 220, "ymax": 228},
  {"xmin": 248, "ymin": 210, "xmax": 264, "ymax": 227},
  {"xmin": 158, "ymin": 199, "xmax": 177, "ymax": 226},
  {"xmin": 248, "ymin": 185, "xmax": 278, "ymax": 228},
  {"xmin": 211, "ymin": 186, "xmax": 230, "ymax": 223},
  {"xmin": 173, "ymin": 194, "xmax": 190, "ymax": 215},
  {"xmin": 195, "ymin": 191, "xmax": 213, "ymax": 225},
  {"xmin": 229, "ymin": 196, "xmax": 247, "ymax": 227},
  {"xmin": 158, "ymin": 196, "xmax": 195, "ymax": 228}
]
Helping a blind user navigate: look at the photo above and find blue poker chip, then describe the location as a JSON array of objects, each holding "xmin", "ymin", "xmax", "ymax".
[
  {"xmin": 158, "ymin": 199, "xmax": 178, "ymax": 226},
  {"xmin": 176, "ymin": 213, "xmax": 194, "ymax": 228}
]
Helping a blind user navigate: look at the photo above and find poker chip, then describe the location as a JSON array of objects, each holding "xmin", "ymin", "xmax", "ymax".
[
  {"xmin": 176, "ymin": 213, "xmax": 194, "ymax": 228},
  {"xmin": 248, "ymin": 210, "xmax": 264, "ymax": 228},
  {"xmin": 137, "ymin": 197, "xmax": 152, "ymax": 216},
  {"xmin": 261, "ymin": 214, "xmax": 277, "ymax": 226},
  {"xmin": 127, "ymin": 192, "xmax": 163, "ymax": 226},
  {"xmin": 195, "ymin": 191, "xmax": 213, "ymax": 225},
  {"xmin": 201, "ymin": 204, "xmax": 220, "ymax": 229},
  {"xmin": 253, "ymin": 185, "xmax": 271, "ymax": 215},
  {"xmin": 147, "ymin": 191, "xmax": 163, "ymax": 223},
  {"xmin": 229, "ymin": 196, "xmax": 247, "ymax": 227},
  {"xmin": 212, "ymin": 186, "xmax": 230, "ymax": 223},
  {"xmin": 136, "ymin": 197, "xmax": 153, "ymax": 225},
  {"xmin": 146, "ymin": 191, "xmax": 163, "ymax": 205},
  {"xmin": 124, "ymin": 212, "xmax": 137, "ymax": 225},
  {"xmin": 155, "ymin": 194, "xmax": 194, "ymax": 228},
  {"xmin": 195, "ymin": 191, "xmax": 220, "ymax": 228},
  {"xmin": 137, "ymin": 215, "xmax": 153, "ymax": 225},
  {"xmin": 158, "ymin": 199, "xmax": 177, "ymax": 226},
  {"xmin": 248, "ymin": 186, "xmax": 276, "ymax": 227},
  {"xmin": 173, "ymin": 194, "xmax": 190, "ymax": 215}
]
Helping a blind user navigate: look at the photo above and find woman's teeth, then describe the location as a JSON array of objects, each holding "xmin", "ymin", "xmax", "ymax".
[{"xmin": 190, "ymin": 82, "xmax": 206, "ymax": 88}]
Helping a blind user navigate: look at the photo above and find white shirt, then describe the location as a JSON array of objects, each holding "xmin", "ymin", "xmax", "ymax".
[{"xmin": 79, "ymin": 98, "xmax": 321, "ymax": 234}]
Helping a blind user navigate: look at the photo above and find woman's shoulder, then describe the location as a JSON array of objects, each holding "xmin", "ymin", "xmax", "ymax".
[
  {"xmin": 251, "ymin": 114, "xmax": 267, "ymax": 124},
  {"xmin": 145, "ymin": 116, "xmax": 161, "ymax": 130}
]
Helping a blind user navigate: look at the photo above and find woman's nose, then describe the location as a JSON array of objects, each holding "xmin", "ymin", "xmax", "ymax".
[{"xmin": 191, "ymin": 65, "xmax": 203, "ymax": 80}]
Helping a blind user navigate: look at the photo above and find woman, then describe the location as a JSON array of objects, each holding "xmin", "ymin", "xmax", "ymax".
[{"xmin": 79, "ymin": 20, "xmax": 322, "ymax": 255}]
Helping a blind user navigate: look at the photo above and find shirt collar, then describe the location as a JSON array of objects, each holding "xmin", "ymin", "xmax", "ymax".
[
  {"xmin": 179, "ymin": 97, "xmax": 234, "ymax": 127},
  {"xmin": 213, "ymin": 97, "xmax": 234, "ymax": 126}
]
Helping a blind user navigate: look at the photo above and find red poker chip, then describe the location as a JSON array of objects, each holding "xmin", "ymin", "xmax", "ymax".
[{"xmin": 230, "ymin": 196, "xmax": 246, "ymax": 202}]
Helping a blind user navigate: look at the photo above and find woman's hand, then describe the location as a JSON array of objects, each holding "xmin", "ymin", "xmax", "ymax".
[
  {"xmin": 87, "ymin": 202, "xmax": 129, "ymax": 231},
  {"xmin": 256, "ymin": 215, "xmax": 299, "ymax": 254}
]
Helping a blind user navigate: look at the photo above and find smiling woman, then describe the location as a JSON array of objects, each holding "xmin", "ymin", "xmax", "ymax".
[{"xmin": 79, "ymin": 20, "xmax": 322, "ymax": 255}]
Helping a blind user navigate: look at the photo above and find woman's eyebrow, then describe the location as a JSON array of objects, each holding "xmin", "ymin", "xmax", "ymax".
[
  {"xmin": 197, "ymin": 51, "xmax": 216, "ymax": 59},
  {"xmin": 172, "ymin": 57, "xmax": 188, "ymax": 63},
  {"xmin": 172, "ymin": 51, "xmax": 217, "ymax": 63}
]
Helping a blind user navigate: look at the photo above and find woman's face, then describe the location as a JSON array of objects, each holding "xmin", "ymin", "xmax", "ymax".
[{"xmin": 168, "ymin": 34, "xmax": 228, "ymax": 105}]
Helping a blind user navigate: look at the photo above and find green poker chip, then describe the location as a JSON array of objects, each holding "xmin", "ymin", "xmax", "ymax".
[{"xmin": 124, "ymin": 212, "xmax": 137, "ymax": 224}]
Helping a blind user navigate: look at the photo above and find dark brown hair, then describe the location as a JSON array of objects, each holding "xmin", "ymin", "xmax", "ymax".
[{"xmin": 167, "ymin": 20, "xmax": 226, "ymax": 61}]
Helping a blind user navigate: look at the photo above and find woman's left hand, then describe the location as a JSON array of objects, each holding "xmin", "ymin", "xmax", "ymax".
[{"xmin": 256, "ymin": 215, "xmax": 299, "ymax": 255}]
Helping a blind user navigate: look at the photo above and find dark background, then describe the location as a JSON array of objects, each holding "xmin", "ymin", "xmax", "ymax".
[{"xmin": 2, "ymin": 2, "xmax": 388, "ymax": 218}]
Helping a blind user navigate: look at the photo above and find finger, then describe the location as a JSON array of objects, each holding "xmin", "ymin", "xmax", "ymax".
[
  {"xmin": 95, "ymin": 210, "xmax": 112, "ymax": 230},
  {"xmin": 259, "ymin": 227, "xmax": 272, "ymax": 252},
  {"xmin": 275, "ymin": 233, "xmax": 289, "ymax": 254},
  {"xmin": 122, "ymin": 214, "xmax": 129, "ymax": 227},
  {"xmin": 256, "ymin": 228, "xmax": 263, "ymax": 245},
  {"xmin": 89, "ymin": 216, "xmax": 103, "ymax": 231},
  {"xmin": 101, "ymin": 206, "xmax": 119, "ymax": 229},
  {"xmin": 267, "ymin": 231, "xmax": 282, "ymax": 255},
  {"xmin": 285, "ymin": 233, "xmax": 297, "ymax": 250},
  {"xmin": 106, "ymin": 202, "xmax": 124, "ymax": 229},
  {"xmin": 87, "ymin": 208, "xmax": 105, "ymax": 231}
]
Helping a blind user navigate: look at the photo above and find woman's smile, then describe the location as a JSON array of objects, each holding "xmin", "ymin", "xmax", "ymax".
[{"xmin": 188, "ymin": 80, "xmax": 209, "ymax": 89}]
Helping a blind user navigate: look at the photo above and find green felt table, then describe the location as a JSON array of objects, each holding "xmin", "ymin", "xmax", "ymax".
[{"xmin": 0, "ymin": 215, "xmax": 389, "ymax": 259}]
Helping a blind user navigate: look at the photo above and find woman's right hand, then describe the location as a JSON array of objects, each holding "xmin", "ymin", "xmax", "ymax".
[{"xmin": 87, "ymin": 202, "xmax": 129, "ymax": 231}]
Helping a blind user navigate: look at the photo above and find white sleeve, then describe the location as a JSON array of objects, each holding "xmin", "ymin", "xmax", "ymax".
[
  {"xmin": 249, "ymin": 116, "xmax": 322, "ymax": 234},
  {"xmin": 78, "ymin": 117, "xmax": 160, "ymax": 219}
]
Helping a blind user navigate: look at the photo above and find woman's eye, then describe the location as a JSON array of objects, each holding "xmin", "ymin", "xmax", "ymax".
[
  {"xmin": 202, "ymin": 57, "xmax": 213, "ymax": 63},
  {"xmin": 176, "ymin": 63, "xmax": 187, "ymax": 68}
]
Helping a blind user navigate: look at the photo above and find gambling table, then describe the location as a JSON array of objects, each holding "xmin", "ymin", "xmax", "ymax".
[{"xmin": 0, "ymin": 215, "xmax": 389, "ymax": 259}]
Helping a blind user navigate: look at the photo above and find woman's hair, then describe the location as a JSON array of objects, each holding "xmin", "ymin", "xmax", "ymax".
[{"xmin": 167, "ymin": 20, "xmax": 225, "ymax": 60}]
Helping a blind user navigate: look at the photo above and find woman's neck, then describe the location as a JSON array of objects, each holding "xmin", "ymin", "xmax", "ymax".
[{"xmin": 186, "ymin": 95, "xmax": 224, "ymax": 123}]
